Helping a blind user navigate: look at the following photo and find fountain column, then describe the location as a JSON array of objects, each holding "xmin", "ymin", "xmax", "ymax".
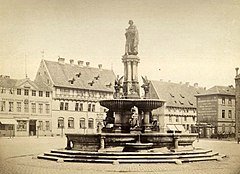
[
  {"xmin": 122, "ymin": 55, "xmax": 140, "ymax": 99},
  {"xmin": 143, "ymin": 110, "xmax": 152, "ymax": 133},
  {"xmin": 114, "ymin": 111, "xmax": 122, "ymax": 133}
]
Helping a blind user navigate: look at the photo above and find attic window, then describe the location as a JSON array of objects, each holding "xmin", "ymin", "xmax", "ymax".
[
  {"xmin": 106, "ymin": 82, "xmax": 112, "ymax": 88},
  {"xmin": 188, "ymin": 101, "xmax": 193, "ymax": 105},
  {"xmin": 179, "ymin": 101, "xmax": 184, "ymax": 105},
  {"xmin": 180, "ymin": 94, "xmax": 185, "ymax": 98},
  {"xmin": 170, "ymin": 93, "xmax": 174, "ymax": 97},
  {"xmin": 68, "ymin": 78, "xmax": 75, "ymax": 85},
  {"xmin": 174, "ymin": 100, "xmax": 177, "ymax": 103},
  {"xmin": 88, "ymin": 80, "xmax": 94, "ymax": 86},
  {"xmin": 94, "ymin": 75, "xmax": 100, "ymax": 80},
  {"xmin": 76, "ymin": 72, "xmax": 81, "ymax": 78}
]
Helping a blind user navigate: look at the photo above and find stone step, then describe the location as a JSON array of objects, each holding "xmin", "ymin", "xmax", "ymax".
[{"xmin": 50, "ymin": 148, "xmax": 212, "ymax": 156}]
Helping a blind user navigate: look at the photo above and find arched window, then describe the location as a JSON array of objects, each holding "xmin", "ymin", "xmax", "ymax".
[
  {"xmin": 79, "ymin": 118, "xmax": 85, "ymax": 129},
  {"xmin": 68, "ymin": 117, "xmax": 74, "ymax": 128},
  {"xmin": 88, "ymin": 118, "xmax": 94, "ymax": 129},
  {"xmin": 58, "ymin": 117, "xmax": 64, "ymax": 128}
]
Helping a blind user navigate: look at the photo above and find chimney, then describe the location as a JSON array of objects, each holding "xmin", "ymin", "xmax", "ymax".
[
  {"xmin": 194, "ymin": 83, "xmax": 198, "ymax": 88},
  {"xmin": 86, "ymin": 62, "xmax": 90, "ymax": 67},
  {"xmin": 98, "ymin": 64, "xmax": 102, "ymax": 70},
  {"xmin": 78, "ymin": 60, "xmax": 84, "ymax": 67},
  {"xmin": 58, "ymin": 57, "xmax": 65, "ymax": 64},
  {"xmin": 179, "ymin": 81, "xmax": 182, "ymax": 84},
  {"xmin": 70, "ymin": 59, "xmax": 74, "ymax": 65},
  {"xmin": 185, "ymin": 82, "xmax": 189, "ymax": 86},
  {"xmin": 236, "ymin": 67, "xmax": 239, "ymax": 76}
]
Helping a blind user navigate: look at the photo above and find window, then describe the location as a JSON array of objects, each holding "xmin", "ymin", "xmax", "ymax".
[
  {"xmin": 193, "ymin": 116, "xmax": 196, "ymax": 122},
  {"xmin": 32, "ymin": 90, "xmax": 36, "ymax": 96},
  {"xmin": 58, "ymin": 117, "xmax": 64, "ymax": 128},
  {"xmin": 1, "ymin": 101, "xmax": 6, "ymax": 111},
  {"xmin": 38, "ymin": 121, "xmax": 43, "ymax": 130},
  {"xmin": 80, "ymin": 118, "xmax": 85, "ymax": 128},
  {"xmin": 60, "ymin": 102, "xmax": 64, "ymax": 110},
  {"xmin": 169, "ymin": 116, "xmax": 172, "ymax": 122},
  {"xmin": 88, "ymin": 118, "xmax": 94, "ymax": 129},
  {"xmin": 46, "ymin": 121, "xmax": 50, "ymax": 131},
  {"xmin": 75, "ymin": 103, "xmax": 79, "ymax": 111},
  {"xmin": 228, "ymin": 110, "xmax": 232, "ymax": 118},
  {"xmin": 39, "ymin": 91, "xmax": 43, "ymax": 97},
  {"xmin": 222, "ymin": 110, "xmax": 225, "ymax": 118},
  {"xmin": 228, "ymin": 98, "xmax": 232, "ymax": 105},
  {"xmin": 176, "ymin": 116, "xmax": 179, "ymax": 122},
  {"xmin": 79, "ymin": 103, "xmax": 83, "ymax": 111},
  {"xmin": 46, "ymin": 104, "xmax": 50, "ymax": 114},
  {"xmin": 17, "ymin": 102, "xmax": 21, "ymax": 112},
  {"xmin": 17, "ymin": 120, "xmax": 27, "ymax": 131},
  {"xmin": 92, "ymin": 104, "xmax": 95, "ymax": 112},
  {"xmin": 222, "ymin": 98, "xmax": 225, "ymax": 105},
  {"xmin": 9, "ymin": 88, "xmax": 14, "ymax": 94},
  {"xmin": 68, "ymin": 117, "xmax": 74, "ymax": 128},
  {"xmin": 24, "ymin": 89, "xmax": 29, "ymax": 96},
  {"xmin": 39, "ymin": 104, "xmax": 43, "ymax": 113},
  {"xmin": 65, "ymin": 103, "xmax": 69, "ymax": 111},
  {"xmin": 9, "ymin": 102, "xmax": 14, "ymax": 112},
  {"xmin": 17, "ymin": 89, "xmax": 21, "ymax": 95},
  {"xmin": 46, "ymin": 91, "xmax": 50, "ymax": 97},
  {"xmin": 24, "ymin": 103, "xmax": 29, "ymax": 113},
  {"xmin": 184, "ymin": 117, "xmax": 187, "ymax": 121},
  {"xmin": 31, "ymin": 103, "xmax": 36, "ymax": 113},
  {"xmin": 88, "ymin": 103, "xmax": 91, "ymax": 112},
  {"xmin": 1, "ymin": 88, "xmax": 6, "ymax": 93}
]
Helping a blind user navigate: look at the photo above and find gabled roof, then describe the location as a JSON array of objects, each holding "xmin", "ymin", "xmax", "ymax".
[
  {"xmin": 150, "ymin": 80, "xmax": 206, "ymax": 108},
  {"xmin": 43, "ymin": 60, "xmax": 115, "ymax": 92},
  {"xmin": 196, "ymin": 86, "xmax": 235, "ymax": 96},
  {"xmin": 0, "ymin": 76, "xmax": 51, "ymax": 91}
]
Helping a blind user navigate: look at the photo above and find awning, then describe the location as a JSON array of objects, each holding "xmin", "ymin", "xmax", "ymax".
[
  {"xmin": 0, "ymin": 119, "xmax": 18, "ymax": 125},
  {"xmin": 167, "ymin": 125, "xmax": 178, "ymax": 131},
  {"xmin": 175, "ymin": 125, "xmax": 185, "ymax": 132}
]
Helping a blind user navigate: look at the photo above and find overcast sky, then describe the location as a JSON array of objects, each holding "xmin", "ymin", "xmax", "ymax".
[{"xmin": 0, "ymin": 0, "xmax": 240, "ymax": 89}]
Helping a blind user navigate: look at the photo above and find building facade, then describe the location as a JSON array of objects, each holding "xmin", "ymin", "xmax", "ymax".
[
  {"xmin": 34, "ymin": 58, "xmax": 115, "ymax": 136},
  {"xmin": 0, "ymin": 75, "xmax": 52, "ymax": 137},
  {"xmin": 196, "ymin": 86, "xmax": 235, "ymax": 138},
  {"xmin": 149, "ymin": 80, "xmax": 205, "ymax": 133}
]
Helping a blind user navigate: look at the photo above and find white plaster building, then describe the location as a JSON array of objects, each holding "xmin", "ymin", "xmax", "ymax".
[{"xmin": 34, "ymin": 58, "xmax": 115, "ymax": 136}]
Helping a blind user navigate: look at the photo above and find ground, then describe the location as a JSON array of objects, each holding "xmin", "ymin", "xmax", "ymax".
[{"xmin": 0, "ymin": 137, "xmax": 239, "ymax": 174}]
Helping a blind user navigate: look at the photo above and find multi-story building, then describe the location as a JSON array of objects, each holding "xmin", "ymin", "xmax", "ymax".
[
  {"xmin": 34, "ymin": 58, "xmax": 115, "ymax": 136},
  {"xmin": 149, "ymin": 80, "xmax": 205, "ymax": 133},
  {"xmin": 0, "ymin": 75, "xmax": 52, "ymax": 137},
  {"xmin": 195, "ymin": 86, "xmax": 235, "ymax": 138}
]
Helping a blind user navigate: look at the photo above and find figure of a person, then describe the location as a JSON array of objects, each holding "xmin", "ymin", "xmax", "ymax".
[{"xmin": 125, "ymin": 20, "xmax": 139, "ymax": 55}]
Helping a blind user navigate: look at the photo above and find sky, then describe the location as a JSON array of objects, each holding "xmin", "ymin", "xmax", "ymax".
[{"xmin": 0, "ymin": 0, "xmax": 240, "ymax": 89}]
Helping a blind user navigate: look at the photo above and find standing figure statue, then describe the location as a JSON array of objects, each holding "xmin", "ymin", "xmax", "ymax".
[
  {"xmin": 125, "ymin": 20, "xmax": 139, "ymax": 55},
  {"xmin": 141, "ymin": 76, "xmax": 150, "ymax": 98},
  {"xmin": 114, "ymin": 75, "xmax": 124, "ymax": 99}
]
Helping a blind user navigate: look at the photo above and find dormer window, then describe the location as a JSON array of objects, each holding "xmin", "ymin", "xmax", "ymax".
[
  {"xmin": 68, "ymin": 78, "xmax": 75, "ymax": 85},
  {"xmin": 180, "ymin": 94, "xmax": 185, "ymax": 98},
  {"xmin": 76, "ymin": 72, "xmax": 81, "ymax": 78},
  {"xmin": 170, "ymin": 93, "xmax": 174, "ymax": 97}
]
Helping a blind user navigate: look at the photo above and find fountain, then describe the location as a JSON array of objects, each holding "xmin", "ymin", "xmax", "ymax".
[{"xmin": 38, "ymin": 20, "xmax": 225, "ymax": 164}]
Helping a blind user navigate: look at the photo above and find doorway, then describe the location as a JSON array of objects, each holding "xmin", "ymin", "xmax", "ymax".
[{"xmin": 29, "ymin": 120, "xmax": 36, "ymax": 136}]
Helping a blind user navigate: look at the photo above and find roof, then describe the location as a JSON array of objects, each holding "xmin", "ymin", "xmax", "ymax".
[
  {"xmin": 195, "ymin": 86, "xmax": 235, "ymax": 96},
  {"xmin": 150, "ymin": 80, "xmax": 206, "ymax": 108},
  {"xmin": 0, "ymin": 76, "xmax": 51, "ymax": 91},
  {"xmin": 43, "ymin": 60, "xmax": 115, "ymax": 92}
]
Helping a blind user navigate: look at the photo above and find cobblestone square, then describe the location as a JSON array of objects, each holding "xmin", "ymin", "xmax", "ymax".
[{"xmin": 0, "ymin": 137, "xmax": 240, "ymax": 174}]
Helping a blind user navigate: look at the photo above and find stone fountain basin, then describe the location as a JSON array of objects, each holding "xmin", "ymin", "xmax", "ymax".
[
  {"xmin": 65, "ymin": 133, "xmax": 197, "ymax": 152},
  {"xmin": 100, "ymin": 99, "xmax": 165, "ymax": 111}
]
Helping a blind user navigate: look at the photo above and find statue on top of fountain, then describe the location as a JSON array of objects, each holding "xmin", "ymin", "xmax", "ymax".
[{"xmin": 124, "ymin": 20, "xmax": 139, "ymax": 56}]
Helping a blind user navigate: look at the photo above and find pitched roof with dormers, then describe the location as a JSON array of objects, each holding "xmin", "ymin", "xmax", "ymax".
[
  {"xmin": 150, "ymin": 80, "xmax": 206, "ymax": 108},
  {"xmin": 43, "ymin": 60, "xmax": 115, "ymax": 92},
  {"xmin": 195, "ymin": 85, "xmax": 235, "ymax": 96}
]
